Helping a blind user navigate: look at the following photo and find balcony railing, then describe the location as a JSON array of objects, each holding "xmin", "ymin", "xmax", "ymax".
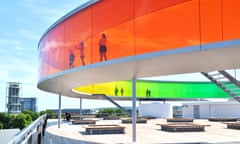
[{"xmin": 8, "ymin": 114, "xmax": 48, "ymax": 144}]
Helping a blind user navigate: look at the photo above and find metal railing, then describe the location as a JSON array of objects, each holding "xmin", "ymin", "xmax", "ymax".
[{"xmin": 8, "ymin": 114, "xmax": 48, "ymax": 144}]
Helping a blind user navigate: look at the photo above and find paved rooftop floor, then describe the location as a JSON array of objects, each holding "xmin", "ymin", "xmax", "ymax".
[{"xmin": 43, "ymin": 118, "xmax": 240, "ymax": 144}]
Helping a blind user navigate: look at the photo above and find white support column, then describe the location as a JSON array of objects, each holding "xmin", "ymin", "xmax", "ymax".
[
  {"xmin": 132, "ymin": 78, "xmax": 136, "ymax": 142},
  {"xmin": 58, "ymin": 93, "xmax": 62, "ymax": 128},
  {"xmin": 80, "ymin": 98, "xmax": 82, "ymax": 120}
]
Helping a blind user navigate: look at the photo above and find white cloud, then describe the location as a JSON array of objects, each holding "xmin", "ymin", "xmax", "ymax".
[
  {"xmin": 0, "ymin": 60, "xmax": 37, "ymax": 83},
  {"xmin": 0, "ymin": 47, "xmax": 7, "ymax": 53},
  {"xmin": 0, "ymin": 70, "xmax": 9, "ymax": 79},
  {"xmin": 19, "ymin": 30, "xmax": 40, "ymax": 40},
  {"xmin": 0, "ymin": 38, "xmax": 30, "ymax": 58},
  {"xmin": 19, "ymin": 0, "xmax": 91, "ymax": 24},
  {"xmin": 0, "ymin": 40, "xmax": 26, "ymax": 63},
  {"xmin": 3, "ymin": 32, "xmax": 14, "ymax": 37},
  {"xmin": 0, "ymin": 38, "xmax": 21, "ymax": 46},
  {"xmin": 0, "ymin": 7, "xmax": 11, "ymax": 15},
  {"xmin": 20, "ymin": 1, "xmax": 75, "ymax": 23}
]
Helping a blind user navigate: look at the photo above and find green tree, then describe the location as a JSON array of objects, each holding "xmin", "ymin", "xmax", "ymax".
[
  {"xmin": 0, "ymin": 112, "xmax": 14, "ymax": 129},
  {"xmin": 0, "ymin": 122, "xmax": 3, "ymax": 129},
  {"xmin": 96, "ymin": 108, "xmax": 128, "ymax": 119},
  {"xmin": 22, "ymin": 110, "xmax": 39, "ymax": 121},
  {"xmin": 7, "ymin": 114, "xmax": 16, "ymax": 129},
  {"xmin": 46, "ymin": 110, "xmax": 57, "ymax": 119},
  {"xmin": 39, "ymin": 110, "xmax": 57, "ymax": 119},
  {"xmin": 39, "ymin": 110, "xmax": 46, "ymax": 116},
  {"xmin": 12, "ymin": 113, "xmax": 32, "ymax": 130}
]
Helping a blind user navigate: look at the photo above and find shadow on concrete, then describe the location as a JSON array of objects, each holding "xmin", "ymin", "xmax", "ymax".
[
  {"xmin": 45, "ymin": 119, "xmax": 71, "ymax": 127},
  {"xmin": 43, "ymin": 131, "xmax": 103, "ymax": 144}
]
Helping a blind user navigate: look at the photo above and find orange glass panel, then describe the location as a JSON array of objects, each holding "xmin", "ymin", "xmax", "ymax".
[
  {"xmin": 92, "ymin": 0, "xmax": 134, "ymax": 36},
  {"xmin": 91, "ymin": 21, "xmax": 134, "ymax": 63},
  {"xmin": 135, "ymin": 0, "xmax": 200, "ymax": 55},
  {"xmin": 108, "ymin": 21, "xmax": 134, "ymax": 60},
  {"xmin": 39, "ymin": 29, "xmax": 60, "ymax": 78},
  {"xmin": 65, "ymin": 8, "xmax": 92, "ymax": 68},
  {"xmin": 200, "ymin": 0, "xmax": 223, "ymax": 44},
  {"xmin": 38, "ymin": 0, "xmax": 240, "ymax": 82},
  {"xmin": 47, "ymin": 23, "xmax": 65, "ymax": 75},
  {"xmin": 222, "ymin": 0, "xmax": 240, "ymax": 40},
  {"xmin": 135, "ymin": 0, "xmax": 190, "ymax": 17}
]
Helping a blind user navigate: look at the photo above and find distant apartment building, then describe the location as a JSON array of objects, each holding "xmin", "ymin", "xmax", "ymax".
[
  {"xmin": 6, "ymin": 82, "xmax": 37, "ymax": 113},
  {"xmin": 20, "ymin": 97, "xmax": 37, "ymax": 112},
  {"xmin": 6, "ymin": 82, "xmax": 21, "ymax": 114}
]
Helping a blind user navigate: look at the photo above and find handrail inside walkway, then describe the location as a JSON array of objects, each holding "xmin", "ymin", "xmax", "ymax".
[{"xmin": 8, "ymin": 114, "xmax": 48, "ymax": 144}]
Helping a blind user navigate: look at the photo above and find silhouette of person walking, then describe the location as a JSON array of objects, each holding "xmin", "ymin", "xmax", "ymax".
[
  {"xmin": 69, "ymin": 49, "xmax": 75, "ymax": 68},
  {"xmin": 76, "ymin": 41, "xmax": 85, "ymax": 65},
  {"xmin": 120, "ymin": 87, "xmax": 124, "ymax": 96},
  {"xmin": 115, "ymin": 86, "xmax": 119, "ymax": 96},
  {"xmin": 146, "ymin": 88, "xmax": 151, "ymax": 97},
  {"xmin": 99, "ymin": 33, "xmax": 107, "ymax": 61}
]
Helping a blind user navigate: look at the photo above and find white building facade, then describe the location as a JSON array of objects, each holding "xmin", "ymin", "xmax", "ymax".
[
  {"xmin": 138, "ymin": 103, "xmax": 172, "ymax": 118},
  {"xmin": 182, "ymin": 101, "xmax": 240, "ymax": 119}
]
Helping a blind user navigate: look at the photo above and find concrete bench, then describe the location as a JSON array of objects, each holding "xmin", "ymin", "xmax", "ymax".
[
  {"xmin": 71, "ymin": 115, "xmax": 96, "ymax": 120},
  {"xmin": 121, "ymin": 118, "xmax": 147, "ymax": 124},
  {"xmin": 138, "ymin": 116, "xmax": 156, "ymax": 119},
  {"xmin": 166, "ymin": 118, "xmax": 194, "ymax": 123},
  {"xmin": 156, "ymin": 123, "xmax": 210, "ymax": 132},
  {"xmin": 72, "ymin": 120, "xmax": 97, "ymax": 125},
  {"xmin": 224, "ymin": 122, "xmax": 240, "ymax": 130},
  {"xmin": 208, "ymin": 117, "xmax": 237, "ymax": 122},
  {"xmin": 83, "ymin": 124, "xmax": 125, "ymax": 134}
]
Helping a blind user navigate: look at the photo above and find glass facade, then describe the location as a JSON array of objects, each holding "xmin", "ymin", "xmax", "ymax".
[
  {"xmin": 38, "ymin": 0, "xmax": 240, "ymax": 99},
  {"xmin": 6, "ymin": 82, "xmax": 21, "ymax": 114},
  {"xmin": 20, "ymin": 98, "xmax": 37, "ymax": 112}
]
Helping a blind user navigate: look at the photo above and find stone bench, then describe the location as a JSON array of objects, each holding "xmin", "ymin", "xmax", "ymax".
[
  {"xmin": 166, "ymin": 118, "xmax": 194, "ymax": 123},
  {"xmin": 208, "ymin": 117, "xmax": 237, "ymax": 122},
  {"xmin": 71, "ymin": 115, "xmax": 96, "ymax": 120},
  {"xmin": 156, "ymin": 123, "xmax": 210, "ymax": 132},
  {"xmin": 121, "ymin": 118, "xmax": 147, "ymax": 124},
  {"xmin": 83, "ymin": 124, "xmax": 125, "ymax": 134},
  {"xmin": 138, "ymin": 116, "xmax": 156, "ymax": 119},
  {"xmin": 224, "ymin": 122, "xmax": 240, "ymax": 130},
  {"xmin": 72, "ymin": 120, "xmax": 97, "ymax": 125}
]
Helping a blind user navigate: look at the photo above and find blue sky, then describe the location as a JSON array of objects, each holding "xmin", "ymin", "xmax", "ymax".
[
  {"xmin": 0, "ymin": 0, "xmax": 113, "ymax": 112},
  {"xmin": 0, "ymin": 0, "xmax": 154, "ymax": 112},
  {"xmin": 1, "ymin": 0, "xmax": 229, "ymax": 112}
]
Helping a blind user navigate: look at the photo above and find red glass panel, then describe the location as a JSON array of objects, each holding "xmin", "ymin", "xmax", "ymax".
[
  {"xmin": 135, "ymin": 0, "xmax": 190, "ymax": 17},
  {"xmin": 135, "ymin": 0, "xmax": 200, "ymax": 55},
  {"xmin": 92, "ymin": 0, "xmax": 134, "ymax": 36},
  {"xmin": 91, "ymin": 21, "xmax": 134, "ymax": 63},
  {"xmin": 45, "ymin": 23, "xmax": 65, "ymax": 75},
  {"xmin": 38, "ymin": 0, "xmax": 240, "ymax": 82},
  {"xmin": 222, "ymin": 0, "xmax": 240, "ymax": 40},
  {"xmin": 65, "ymin": 8, "xmax": 92, "ymax": 68},
  {"xmin": 200, "ymin": 0, "xmax": 223, "ymax": 44},
  {"xmin": 38, "ymin": 36, "xmax": 49, "ymax": 79}
]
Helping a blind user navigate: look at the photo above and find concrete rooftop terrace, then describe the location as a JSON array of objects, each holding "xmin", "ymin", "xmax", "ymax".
[{"xmin": 43, "ymin": 119, "xmax": 240, "ymax": 144}]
